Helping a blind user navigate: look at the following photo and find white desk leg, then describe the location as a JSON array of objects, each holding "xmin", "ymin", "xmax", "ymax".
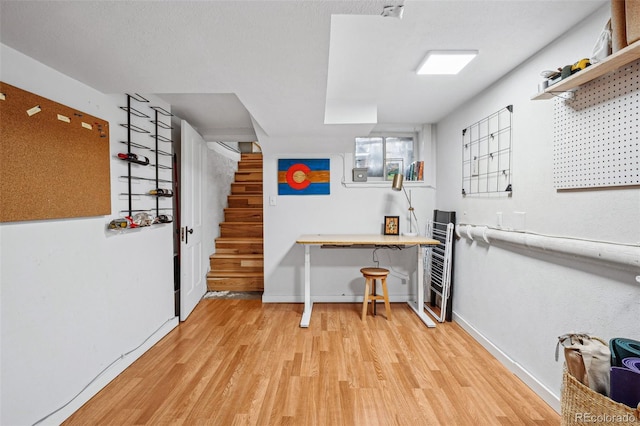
[
  {"xmin": 407, "ymin": 244, "xmax": 436, "ymax": 328},
  {"xmin": 300, "ymin": 245, "xmax": 313, "ymax": 328}
]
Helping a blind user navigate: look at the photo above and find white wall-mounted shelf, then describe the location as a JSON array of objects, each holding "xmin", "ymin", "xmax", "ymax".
[{"xmin": 531, "ymin": 40, "xmax": 640, "ymax": 100}]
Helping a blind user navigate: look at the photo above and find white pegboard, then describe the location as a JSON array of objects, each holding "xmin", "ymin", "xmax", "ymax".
[{"xmin": 553, "ymin": 59, "xmax": 640, "ymax": 189}]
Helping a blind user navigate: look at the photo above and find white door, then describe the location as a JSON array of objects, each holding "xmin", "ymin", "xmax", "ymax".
[{"xmin": 180, "ymin": 120, "xmax": 207, "ymax": 321}]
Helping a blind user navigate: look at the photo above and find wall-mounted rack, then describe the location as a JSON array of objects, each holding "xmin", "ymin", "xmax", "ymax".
[
  {"xmin": 532, "ymin": 40, "xmax": 640, "ymax": 100},
  {"xmin": 118, "ymin": 192, "xmax": 174, "ymax": 197},
  {"xmin": 120, "ymin": 175, "xmax": 172, "ymax": 183},
  {"xmin": 111, "ymin": 93, "xmax": 174, "ymax": 230},
  {"xmin": 119, "ymin": 123, "xmax": 150, "ymax": 134},
  {"xmin": 119, "ymin": 105, "xmax": 149, "ymax": 118},
  {"xmin": 119, "ymin": 140, "xmax": 151, "ymax": 150},
  {"xmin": 150, "ymin": 105, "xmax": 174, "ymax": 218},
  {"xmin": 149, "ymin": 134, "xmax": 172, "ymax": 143}
]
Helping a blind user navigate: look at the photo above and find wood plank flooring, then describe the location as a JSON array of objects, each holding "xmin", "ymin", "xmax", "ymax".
[{"xmin": 64, "ymin": 300, "xmax": 559, "ymax": 425}]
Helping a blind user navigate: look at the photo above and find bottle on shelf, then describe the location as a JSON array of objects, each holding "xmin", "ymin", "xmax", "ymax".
[
  {"xmin": 153, "ymin": 214, "xmax": 173, "ymax": 224},
  {"xmin": 117, "ymin": 152, "xmax": 150, "ymax": 165},
  {"xmin": 149, "ymin": 188, "xmax": 174, "ymax": 197},
  {"xmin": 108, "ymin": 218, "xmax": 128, "ymax": 230},
  {"xmin": 132, "ymin": 212, "xmax": 153, "ymax": 227}
]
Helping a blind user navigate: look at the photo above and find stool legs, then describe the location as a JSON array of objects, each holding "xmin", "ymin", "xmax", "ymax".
[
  {"xmin": 372, "ymin": 278, "xmax": 377, "ymax": 315},
  {"xmin": 361, "ymin": 276, "xmax": 391, "ymax": 321},
  {"xmin": 381, "ymin": 276, "xmax": 391, "ymax": 320},
  {"xmin": 361, "ymin": 277, "xmax": 371, "ymax": 321}
]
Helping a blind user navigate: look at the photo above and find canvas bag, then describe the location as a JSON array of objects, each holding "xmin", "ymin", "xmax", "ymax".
[
  {"xmin": 557, "ymin": 333, "xmax": 611, "ymax": 396},
  {"xmin": 591, "ymin": 19, "xmax": 612, "ymax": 63}
]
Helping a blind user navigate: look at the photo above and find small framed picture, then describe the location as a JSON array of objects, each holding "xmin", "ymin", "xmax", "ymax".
[
  {"xmin": 385, "ymin": 158, "xmax": 403, "ymax": 181},
  {"xmin": 384, "ymin": 216, "xmax": 400, "ymax": 235}
]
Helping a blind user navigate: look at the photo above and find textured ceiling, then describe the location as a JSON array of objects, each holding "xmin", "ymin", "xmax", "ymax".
[{"xmin": 0, "ymin": 0, "xmax": 607, "ymax": 150}]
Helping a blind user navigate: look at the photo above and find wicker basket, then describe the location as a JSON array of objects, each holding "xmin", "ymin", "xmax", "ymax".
[{"xmin": 561, "ymin": 368, "xmax": 640, "ymax": 425}]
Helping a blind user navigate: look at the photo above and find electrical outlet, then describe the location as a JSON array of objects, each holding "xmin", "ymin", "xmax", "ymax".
[{"xmin": 513, "ymin": 211, "xmax": 526, "ymax": 230}]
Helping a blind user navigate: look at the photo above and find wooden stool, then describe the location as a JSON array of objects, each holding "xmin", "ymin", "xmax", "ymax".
[{"xmin": 360, "ymin": 267, "xmax": 391, "ymax": 321}]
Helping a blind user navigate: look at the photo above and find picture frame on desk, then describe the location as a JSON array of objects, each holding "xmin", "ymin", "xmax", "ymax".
[{"xmin": 383, "ymin": 216, "xmax": 400, "ymax": 235}]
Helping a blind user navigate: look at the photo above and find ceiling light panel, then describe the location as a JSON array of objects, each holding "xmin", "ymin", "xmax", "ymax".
[{"xmin": 416, "ymin": 50, "xmax": 478, "ymax": 75}]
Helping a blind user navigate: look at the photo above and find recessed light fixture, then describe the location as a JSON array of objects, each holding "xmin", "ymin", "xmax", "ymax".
[{"xmin": 416, "ymin": 50, "xmax": 478, "ymax": 75}]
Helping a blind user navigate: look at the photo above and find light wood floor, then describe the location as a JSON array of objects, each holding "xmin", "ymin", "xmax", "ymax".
[{"xmin": 64, "ymin": 300, "xmax": 559, "ymax": 425}]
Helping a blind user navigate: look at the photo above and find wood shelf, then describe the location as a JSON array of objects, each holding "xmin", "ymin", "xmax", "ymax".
[{"xmin": 532, "ymin": 40, "xmax": 640, "ymax": 100}]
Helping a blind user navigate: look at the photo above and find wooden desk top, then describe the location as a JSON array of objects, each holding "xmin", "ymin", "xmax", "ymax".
[{"xmin": 296, "ymin": 234, "xmax": 440, "ymax": 246}]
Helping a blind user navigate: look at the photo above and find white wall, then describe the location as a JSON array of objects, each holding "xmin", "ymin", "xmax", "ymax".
[
  {"xmin": 204, "ymin": 143, "xmax": 238, "ymax": 259},
  {"xmin": 0, "ymin": 45, "xmax": 177, "ymax": 425},
  {"xmin": 435, "ymin": 5, "xmax": 640, "ymax": 410},
  {"xmin": 261, "ymin": 129, "xmax": 436, "ymax": 303}
]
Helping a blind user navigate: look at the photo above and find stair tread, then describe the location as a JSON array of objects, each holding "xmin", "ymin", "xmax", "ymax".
[
  {"xmin": 210, "ymin": 253, "xmax": 263, "ymax": 258},
  {"xmin": 224, "ymin": 211, "xmax": 262, "ymax": 215},
  {"xmin": 223, "ymin": 215, "xmax": 262, "ymax": 223},
  {"xmin": 224, "ymin": 207, "xmax": 263, "ymax": 210},
  {"xmin": 207, "ymin": 271, "xmax": 264, "ymax": 277},
  {"xmin": 207, "ymin": 278, "xmax": 263, "ymax": 291},
  {"xmin": 215, "ymin": 237, "xmax": 263, "ymax": 241}
]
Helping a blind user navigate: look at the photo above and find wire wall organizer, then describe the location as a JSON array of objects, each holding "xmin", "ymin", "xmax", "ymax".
[{"xmin": 462, "ymin": 105, "xmax": 513, "ymax": 196}]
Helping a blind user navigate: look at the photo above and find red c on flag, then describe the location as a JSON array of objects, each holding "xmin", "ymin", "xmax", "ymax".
[{"xmin": 286, "ymin": 163, "xmax": 311, "ymax": 190}]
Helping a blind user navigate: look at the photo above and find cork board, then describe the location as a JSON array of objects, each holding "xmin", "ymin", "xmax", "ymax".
[{"xmin": 0, "ymin": 82, "xmax": 111, "ymax": 222}]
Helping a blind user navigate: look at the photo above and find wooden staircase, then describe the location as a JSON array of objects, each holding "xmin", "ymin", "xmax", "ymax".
[{"xmin": 207, "ymin": 153, "xmax": 263, "ymax": 291}]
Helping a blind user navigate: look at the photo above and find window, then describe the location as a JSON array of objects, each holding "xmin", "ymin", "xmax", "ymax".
[{"xmin": 354, "ymin": 135, "xmax": 416, "ymax": 180}]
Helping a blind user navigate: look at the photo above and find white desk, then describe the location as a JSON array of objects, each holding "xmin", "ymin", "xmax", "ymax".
[{"xmin": 296, "ymin": 234, "xmax": 440, "ymax": 328}]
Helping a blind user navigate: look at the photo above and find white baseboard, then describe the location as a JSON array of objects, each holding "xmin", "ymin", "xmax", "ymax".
[
  {"xmin": 453, "ymin": 312, "xmax": 560, "ymax": 413},
  {"xmin": 43, "ymin": 317, "xmax": 179, "ymax": 425},
  {"xmin": 261, "ymin": 294, "xmax": 411, "ymax": 303}
]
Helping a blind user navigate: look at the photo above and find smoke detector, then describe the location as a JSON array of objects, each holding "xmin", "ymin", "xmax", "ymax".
[{"xmin": 381, "ymin": 5, "xmax": 404, "ymax": 19}]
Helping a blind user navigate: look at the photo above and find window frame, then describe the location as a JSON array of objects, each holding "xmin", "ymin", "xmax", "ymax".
[{"xmin": 354, "ymin": 132, "xmax": 419, "ymax": 182}]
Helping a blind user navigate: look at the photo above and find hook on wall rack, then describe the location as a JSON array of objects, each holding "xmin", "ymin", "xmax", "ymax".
[
  {"xmin": 119, "ymin": 106, "xmax": 149, "ymax": 118},
  {"xmin": 127, "ymin": 93, "xmax": 149, "ymax": 103}
]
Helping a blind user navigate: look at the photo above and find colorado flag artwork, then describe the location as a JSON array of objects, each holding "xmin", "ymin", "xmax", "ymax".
[{"xmin": 278, "ymin": 159, "xmax": 330, "ymax": 195}]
